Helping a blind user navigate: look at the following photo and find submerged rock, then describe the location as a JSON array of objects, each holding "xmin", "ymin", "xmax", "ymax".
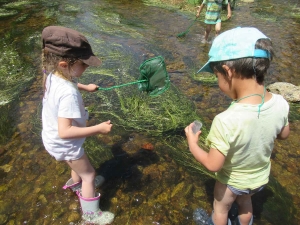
[
  {"xmin": 141, "ymin": 142, "xmax": 154, "ymax": 151},
  {"xmin": 267, "ymin": 82, "xmax": 300, "ymax": 103}
]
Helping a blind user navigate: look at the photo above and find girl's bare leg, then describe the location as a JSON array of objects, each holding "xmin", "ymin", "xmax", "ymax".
[
  {"xmin": 66, "ymin": 153, "xmax": 95, "ymax": 198},
  {"xmin": 213, "ymin": 181, "xmax": 236, "ymax": 225},
  {"xmin": 71, "ymin": 169, "xmax": 81, "ymax": 183}
]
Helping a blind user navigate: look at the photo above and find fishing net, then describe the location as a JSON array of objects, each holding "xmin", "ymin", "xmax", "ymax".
[
  {"xmin": 98, "ymin": 56, "xmax": 170, "ymax": 97},
  {"xmin": 137, "ymin": 56, "xmax": 170, "ymax": 96}
]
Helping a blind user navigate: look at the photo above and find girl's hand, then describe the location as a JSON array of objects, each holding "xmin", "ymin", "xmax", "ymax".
[
  {"xmin": 97, "ymin": 120, "xmax": 113, "ymax": 134},
  {"xmin": 85, "ymin": 84, "xmax": 99, "ymax": 92},
  {"xmin": 77, "ymin": 83, "xmax": 99, "ymax": 92},
  {"xmin": 184, "ymin": 122, "xmax": 201, "ymax": 144}
]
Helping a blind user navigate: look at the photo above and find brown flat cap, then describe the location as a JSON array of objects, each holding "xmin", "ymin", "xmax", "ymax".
[{"xmin": 42, "ymin": 26, "xmax": 101, "ymax": 66}]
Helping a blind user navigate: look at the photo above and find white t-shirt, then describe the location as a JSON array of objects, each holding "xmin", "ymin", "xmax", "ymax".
[
  {"xmin": 42, "ymin": 73, "xmax": 88, "ymax": 161},
  {"xmin": 206, "ymin": 93, "xmax": 289, "ymax": 190}
]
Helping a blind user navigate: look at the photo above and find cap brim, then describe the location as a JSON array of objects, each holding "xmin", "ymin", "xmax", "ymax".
[
  {"xmin": 81, "ymin": 55, "xmax": 102, "ymax": 66},
  {"xmin": 197, "ymin": 61, "xmax": 214, "ymax": 74}
]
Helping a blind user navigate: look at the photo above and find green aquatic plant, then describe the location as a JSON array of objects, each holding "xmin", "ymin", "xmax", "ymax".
[
  {"xmin": 252, "ymin": 12, "xmax": 277, "ymax": 22},
  {"xmin": 291, "ymin": 4, "xmax": 300, "ymax": 19},
  {"xmin": 142, "ymin": 0, "xmax": 198, "ymax": 13},
  {"xmin": 14, "ymin": 13, "xmax": 29, "ymax": 22},
  {"xmin": 0, "ymin": 103, "xmax": 16, "ymax": 144},
  {"xmin": 0, "ymin": 42, "xmax": 34, "ymax": 105},
  {"xmin": 80, "ymin": 9, "xmax": 144, "ymax": 39},
  {"xmin": 3, "ymin": 1, "xmax": 34, "ymax": 9},
  {"xmin": 251, "ymin": 7, "xmax": 278, "ymax": 22},
  {"xmin": 93, "ymin": 94, "xmax": 188, "ymax": 134},
  {"xmin": 83, "ymin": 80, "xmax": 210, "ymax": 175},
  {"xmin": 162, "ymin": 131, "xmax": 214, "ymax": 179},
  {"xmin": 0, "ymin": 8, "xmax": 18, "ymax": 18},
  {"xmin": 63, "ymin": 5, "xmax": 80, "ymax": 13},
  {"xmin": 93, "ymin": 85, "xmax": 203, "ymax": 136},
  {"xmin": 191, "ymin": 72, "xmax": 218, "ymax": 85},
  {"xmin": 43, "ymin": 7, "xmax": 58, "ymax": 19},
  {"xmin": 289, "ymin": 102, "xmax": 300, "ymax": 122},
  {"xmin": 260, "ymin": 176, "xmax": 297, "ymax": 224},
  {"xmin": 0, "ymin": 27, "xmax": 40, "ymax": 144},
  {"xmin": 84, "ymin": 136, "xmax": 114, "ymax": 168}
]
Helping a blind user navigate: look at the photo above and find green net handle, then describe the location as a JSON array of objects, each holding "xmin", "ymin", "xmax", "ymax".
[
  {"xmin": 176, "ymin": 17, "xmax": 197, "ymax": 37},
  {"xmin": 98, "ymin": 79, "xmax": 147, "ymax": 91},
  {"xmin": 185, "ymin": 17, "xmax": 197, "ymax": 31}
]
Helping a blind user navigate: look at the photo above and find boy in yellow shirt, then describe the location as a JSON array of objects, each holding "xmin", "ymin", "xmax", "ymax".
[{"xmin": 185, "ymin": 27, "xmax": 290, "ymax": 225}]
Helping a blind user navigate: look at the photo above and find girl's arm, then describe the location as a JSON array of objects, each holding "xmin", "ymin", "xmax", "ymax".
[
  {"xmin": 277, "ymin": 124, "xmax": 290, "ymax": 140},
  {"xmin": 58, "ymin": 117, "xmax": 112, "ymax": 139},
  {"xmin": 185, "ymin": 123, "xmax": 225, "ymax": 172},
  {"xmin": 77, "ymin": 83, "xmax": 99, "ymax": 92}
]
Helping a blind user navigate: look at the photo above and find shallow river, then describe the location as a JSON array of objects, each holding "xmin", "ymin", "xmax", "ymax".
[{"xmin": 0, "ymin": 0, "xmax": 299, "ymax": 225}]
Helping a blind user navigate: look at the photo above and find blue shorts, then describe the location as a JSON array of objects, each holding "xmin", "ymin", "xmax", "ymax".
[{"xmin": 227, "ymin": 184, "xmax": 265, "ymax": 195}]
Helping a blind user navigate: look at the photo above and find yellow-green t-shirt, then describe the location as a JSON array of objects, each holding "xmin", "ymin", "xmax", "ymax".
[{"xmin": 206, "ymin": 93, "xmax": 289, "ymax": 190}]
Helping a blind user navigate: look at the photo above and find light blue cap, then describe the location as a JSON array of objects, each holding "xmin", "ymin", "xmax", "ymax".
[{"xmin": 197, "ymin": 27, "xmax": 271, "ymax": 74}]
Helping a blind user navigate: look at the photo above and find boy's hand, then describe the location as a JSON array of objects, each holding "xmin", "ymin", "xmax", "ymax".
[{"xmin": 184, "ymin": 122, "xmax": 201, "ymax": 144}]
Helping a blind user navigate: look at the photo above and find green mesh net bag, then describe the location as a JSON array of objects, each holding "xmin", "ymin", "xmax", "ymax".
[
  {"xmin": 137, "ymin": 56, "xmax": 170, "ymax": 96},
  {"xmin": 98, "ymin": 56, "xmax": 170, "ymax": 97}
]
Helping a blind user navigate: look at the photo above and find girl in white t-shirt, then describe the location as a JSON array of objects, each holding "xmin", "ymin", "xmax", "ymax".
[{"xmin": 41, "ymin": 26, "xmax": 114, "ymax": 224}]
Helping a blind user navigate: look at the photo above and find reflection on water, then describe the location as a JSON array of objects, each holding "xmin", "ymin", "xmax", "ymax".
[{"xmin": 0, "ymin": 0, "xmax": 299, "ymax": 224}]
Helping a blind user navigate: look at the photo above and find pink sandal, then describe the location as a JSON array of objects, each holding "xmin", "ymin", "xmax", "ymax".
[{"xmin": 63, "ymin": 175, "xmax": 105, "ymax": 192}]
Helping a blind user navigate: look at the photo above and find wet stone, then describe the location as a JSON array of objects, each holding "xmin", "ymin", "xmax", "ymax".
[
  {"xmin": 0, "ymin": 214, "xmax": 8, "ymax": 224},
  {"xmin": 0, "ymin": 164, "xmax": 12, "ymax": 173},
  {"xmin": 38, "ymin": 195, "xmax": 47, "ymax": 205},
  {"xmin": 193, "ymin": 188, "xmax": 206, "ymax": 198},
  {"xmin": 131, "ymin": 194, "xmax": 144, "ymax": 207},
  {"xmin": 17, "ymin": 122, "xmax": 27, "ymax": 133},
  {"xmin": 0, "ymin": 184, "xmax": 8, "ymax": 192},
  {"xmin": 68, "ymin": 212, "xmax": 81, "ymax": 223}
]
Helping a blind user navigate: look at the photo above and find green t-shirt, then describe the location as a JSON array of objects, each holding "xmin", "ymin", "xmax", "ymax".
[
  {"xmin": 202, "ymin": 0, "xmax": 228, "ymax": 24},
  {"xmin": 206, "ymin": 93, "xmax": 289, "ymax": 190}
]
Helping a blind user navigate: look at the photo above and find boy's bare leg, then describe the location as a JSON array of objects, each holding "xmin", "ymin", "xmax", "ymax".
[
  {"xmin": 213, "ymin": 181, "xmax": 236, "ymax": 225},
  {"xmin": 235, "ymin": 194, "xmax": 254, "ymax": 225}
]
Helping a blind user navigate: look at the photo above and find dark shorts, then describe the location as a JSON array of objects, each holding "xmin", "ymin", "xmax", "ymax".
[{"xmin": 227, "ymin": 184, "xmax": 265, "ymax": 195}]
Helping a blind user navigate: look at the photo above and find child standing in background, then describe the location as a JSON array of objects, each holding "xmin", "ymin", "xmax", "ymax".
[
  {"xmin": 196, "ymin": 0, "xmax": 231, "ymax": 44},
  {"xmin": 41, "ymin": 26, "xmax": 114, "ymax": 224},
  {"xmin": 185, "ymin": 27, "xmax": 290, "ymax": 225}
]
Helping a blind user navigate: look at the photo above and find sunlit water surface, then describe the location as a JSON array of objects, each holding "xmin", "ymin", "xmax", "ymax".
[{"xmin": 0, "ymin": 0, "xmax": 299, "ymax": 224}]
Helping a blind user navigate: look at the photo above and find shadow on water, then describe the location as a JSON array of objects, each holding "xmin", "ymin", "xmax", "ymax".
[
  {"xmin": 95, "ymin": 138, "xmax": 160, "ymax": 209},
  {"xmin": 0, "ymin": 0, "xmax": 299, "ymax": 224}
]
